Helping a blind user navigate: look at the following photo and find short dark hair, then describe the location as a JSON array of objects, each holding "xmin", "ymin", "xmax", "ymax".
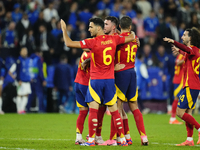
[
  {"xmin": 185, "ymin": 27, "xmax": 200, "ymax": 48},
  {"xmin": 119, "ymin": 16, "xmax": 132, "ymax": 30},
  {"xmin": 89, "ymin": 17, "xmax": 104, "ymax": 29},
  {"xmin": 105, "ymin": 16, "xmax": 119, "ymax": 27}
]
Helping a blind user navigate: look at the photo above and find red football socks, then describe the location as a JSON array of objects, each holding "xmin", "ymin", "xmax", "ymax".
[
  {"xmin": 186, "ymin": 122, "xmax": 194, "ymax": 137},
  {"xmin": 171, "ymin": 100, "xmax": 178, "ymax": 118},
  {"xmin": 88, "ymin": 108, "xmax": 98, "ymax": 138},
  {"xmin": 110, "ymin": 116, "xmax": 117, "ymax": 140},
  {"xmin": 110, "ymin": 110, "xmax": 125, "ymax": 138},
  {"xmin": 182, "ymin": 113, "xmax": 200, "ymax": 130},
  {"xmin": 96, "ymin": 106, "xmax": 106, "ymax": 136},
  {"xmin": 76, "ymin": 109, "xmax": 88, "ymax": 134},
  {"xmin": 132, "ymin": 109, "xmax": 146, "ymax": 136},
  {"xmin": 123, "ymin": 118, "xmax": 130, "ymax": 135}
]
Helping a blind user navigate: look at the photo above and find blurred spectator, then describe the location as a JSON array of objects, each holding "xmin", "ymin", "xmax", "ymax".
[
  {"xmin": 157, "ymin": 16, "xmax": 172, "ymax": 47},
  {"xmin": 178, "ymin": 22, "xmax": 186, "ymax": 41},
  {"xmin": 16, "ymin": 47, "xmax": 32, "ymax": 114},
  {"xmin": 163, "ymin": 53, "xmax": 176, "ymax": 113},
  {"xmin": 20, "ymin": 29, "xmax": 36, "ymax": 55},
  {"xmin": 169, "ymin": 18, "xmax": 179, "ymax": 42},
  {"xmin": 187, "ymin": 12, "xmax": 200, "ymax": 28},
  {"xmin": 11, "ymin": 3, "xmax": 22, "ymax": 23},
  {"xmin": 96, "ymin": 0, "xmax": 112, "ymax": 16},
  {"xmin": 156, "ymin": 45, "xmax": 168, "ymax": 69},
  {"xmin": 157, "ymin": 7, "xmax": 164, "ymax": 21},
  {"xmin": 135, "ymin": 53, "xmax": 151, "ymax": 114},
  {"xmin": 152, "ymin": 0, "xmax": 161, "ymax": 15},
  {"xmin": 147, "ymin": 36, "xmax": 158, "ymax": 53},
  {"xmin": 143, "ymin": 44, "xmax": 153, "ymax": 67},
  {"xmin": 163, "ymin": 0, "xmax": 178, "ymax": 18},
  {"xmin": 109, "ymin": 2, "xmax": 121, "ymax": 18},
  {"xmin": 75, "ymin": 22, "xmax": 88, "ymax": 40},
  {"xmin": 53, "ymin": 55, "xmax": 73, "ymax": 113},
  {"xmin": 136, "ymin": 0, "xmax": 152, "ymax": 19},
  {"xmin": 16, "ymin": 13, "xmax": 32, "ymax": 43},
  {"xmin": 48, "ymin": 17, "xmax": 57, "ymax": 32},
  {"xmin": 43, "ymin": 2, "xmax": 59, "ymax": 23},
  {"xmin": 132, "ymin": 10, "xmax": 145, "ymax": 47},
  {"xmin": 27, "ymin": 48, "xmax": 46, "ymax": 113},
  {"xmin": 119, "ymin": 8, "xmax": 127, "ymax": 19},
  {"xmin": 144, "ymin": 10, "xmax": 159, "ymax": 39},
  {"xmin": 67, "ymin": 2, "xmax": 79, "ymax": 29},
  {"xmin": 35, "ymin": 24, "xmax": 55, "ymax": 65},
  {"xmin": 193, "ymin": 2, "xmax": 200, "ymax": 24},
  {"xmin": 124, "ymin": 0, "xmax": 136, "ymax": 19},
  {"xmin": 0, "ymin": 11, "xmax": 12, "ymax": 29},
  {"xmin": 1, "ymin": 21, "xmax": 18, "ymax": 48},
  {"xmin": 56, "ymin": 24, "xmax": 74, "ymax": 57},
  {"xmin": 176, "ymin": 2, "xmax": 191, "ymax": 26},
  {"xmin": 26, "ymin": 1, "xmax": 40, "ymax": 25},
  {"xmin": 78, "ymin": 6, "xmax": 93, "ymax": 25},
  {"xmin": 33, "ymin": 12, "xmax": 48, "ymax": 37},
  {"xmin": 51, "ymin": 20, "xmax": 62, "ymax": 38}
]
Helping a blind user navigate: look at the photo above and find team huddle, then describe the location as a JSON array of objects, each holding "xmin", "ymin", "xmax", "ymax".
[{"xmin": 61, "ymin": 16, "xmax": 200, "ymax": 146}]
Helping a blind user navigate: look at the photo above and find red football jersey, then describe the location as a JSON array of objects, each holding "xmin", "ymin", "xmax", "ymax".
[
  {"xmin": 80, "ymin": 35, "xmax": 125, "ymax": 79},
  {"xmin": 74, "ymin": 51, "xmax": 91, "ymax": 86},
  {"xmin": 115, "ymin": 32, "xmax": 137, "ymax": 72},
  {"xmin": 173, "ymin": 54, "xmax": 185, "ymax": 84},
  {"xmin": 182, "ymin": 45, "xmax": 200, "ymax": 90}
]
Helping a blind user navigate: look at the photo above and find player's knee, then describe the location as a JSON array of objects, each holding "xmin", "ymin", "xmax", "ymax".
[{"xmin": 176, "ymin": 108, "xmax": 183, "ymax": 118}]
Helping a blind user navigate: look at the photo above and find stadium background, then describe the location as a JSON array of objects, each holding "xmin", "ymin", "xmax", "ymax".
[{"xmin": 0, "ymin": 0, "xmax": 200, "ymax": 114}]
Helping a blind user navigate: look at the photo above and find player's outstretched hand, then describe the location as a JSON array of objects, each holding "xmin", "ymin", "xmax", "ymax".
[
  {"xmin": 171, "ymin": 45, "xmax": 179, "ymax": 55},
  {"xmin": 163, "ymin": 37, "xmax": 174, "ymax": 43},
  {"xmin": 114, "ymin": 63, "xmax": 125, "ymax": 71},
  {"xmin": 60, "ymin": 19, "xmax": 67, "ymax": 32}
]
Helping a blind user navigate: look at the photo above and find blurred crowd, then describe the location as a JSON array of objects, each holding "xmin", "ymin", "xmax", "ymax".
[{"xmin": 0, "ymin": 0, "xmax": 200, "ymax": 114}]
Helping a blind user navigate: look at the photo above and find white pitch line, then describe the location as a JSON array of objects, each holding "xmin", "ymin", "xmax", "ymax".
[
  {"xmin": 151, "ymin": 142, "xmax": 200, "ymax": 147},
  {"xmin": 0, "ymin": 138, "xmax": 73, "ymax": 141},
  {"xmin": 0, "ymin": 147, "xmax": 36, "ymax": 150}
]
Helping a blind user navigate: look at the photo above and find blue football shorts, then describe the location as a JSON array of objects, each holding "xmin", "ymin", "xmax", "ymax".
[
  {"xmin": 75, "ymin": 82, "xmax": 88, "ymax": 107},
  {"xmin": 86, "ymin": 79, "xmax": 117, "ymax": 105},
  {"xmin": 173, "ymin": 83, "xmax": 183, "ymax": 98},
  {"xmin": 178, "ymin": 87, "xmax": 199, "ymax": 109},
  {"xmin": 115, "ymin": 68, "xmax": 138, "ymax": 102}
]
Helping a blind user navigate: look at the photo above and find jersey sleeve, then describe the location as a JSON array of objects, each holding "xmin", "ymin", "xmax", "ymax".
[
  {"xmin": 80, "ymin": 38, "xmax": 95, "ymax": 49},
  {"xmin": 174, "ymin": 41, "xmax": 195, "ymax": 55},
  {"xmin": 113, "ymin": 35, "xmax": 125, "ymax": 45}
]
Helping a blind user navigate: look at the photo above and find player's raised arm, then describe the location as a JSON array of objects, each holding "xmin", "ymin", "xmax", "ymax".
[
  {"xmin": 61, "ymin": 19, "xmax": 81, "ymax": 48},
  {"xmin": 163, "ymin": 36, "xmax": 192, "ymax": 54},
  {"xmin": 124, "ymin": 31, "xmax": 135, "ymax": 43}
]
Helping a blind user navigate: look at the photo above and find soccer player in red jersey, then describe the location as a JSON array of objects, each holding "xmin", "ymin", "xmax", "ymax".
[
  {"xmin": 169, "ymin": 54, "xmax": 184, "ymax": 125},
  {"xmin": 114, "ymin": 16, "xmax": 148, "ymax": 146},
  {"xmin": 163, "ymin": 27, "xmax": 200, "ymax": 146},
  {"xmin": 74, "ymin": 51, "xmax": 91, "ymax": 145},
  {"xmin": 100, "ymin": 16, "xmax": 133, "ymax": 146},
  {"xmin": 61, "ymin": 17, "xmax": 135, "ymax": 146}
]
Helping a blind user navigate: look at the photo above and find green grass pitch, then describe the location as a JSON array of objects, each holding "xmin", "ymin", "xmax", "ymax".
[{"xmin": 0, "ymin": 113, "xmax": 200, "ymax": 150}]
